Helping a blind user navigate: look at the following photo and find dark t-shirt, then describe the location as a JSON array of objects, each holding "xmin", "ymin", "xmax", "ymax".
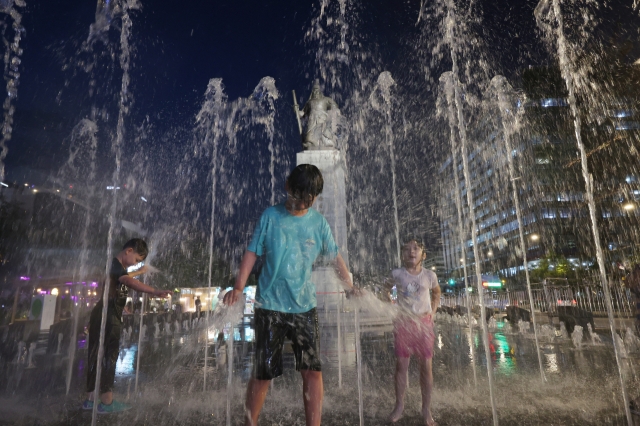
[{"xmin": 106, "ymin": 258, "xmax": 129, "ymax": 319}]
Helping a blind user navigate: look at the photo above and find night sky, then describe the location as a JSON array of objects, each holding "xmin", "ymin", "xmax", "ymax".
[
  {"xmin": 4, "ymin": 0, "xmax": 636, "ymax": 180},
  {"xmin": 4, "ymin": 0, "xmax": 412, "ymax": 178},
  {"xmin": 7, "ymin": 0, "xmax": 308, "ymax": 176},
  {"xmin": 1, "ymin": 0, "xmax": 542, "ymax": 178}
]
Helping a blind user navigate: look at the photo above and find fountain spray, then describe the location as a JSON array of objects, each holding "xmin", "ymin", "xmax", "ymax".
[
  {"xmin": 226, "ymin": 324, "xmax": 233, "ymax": 426},
  {"xmin": 491, "ymin": 75, "xmax": 546, "ymax": 383},
  {"xmin": 195, "ymin": 78, "xmax": 227, "ymax": 392},
  {"xmin": 536, "ymin": 0, "xmax": 632, "ymax": 423},
  {"xmin": 444, "ymin": 1, "xmax": 498, "ymax": 423},
  {"xmin": 439, "ymin": 71, "xmax": 477, "ymax": 387},
  {"xmin": 371, "ymin": 71, "xmax": 401, "ymax": 267},
  {"xmin": 0, "ymin": 0, "xmax": 25, "ymax": 182},
  {"xmin": 64, "ymin": 119, "xmax": 99, "ymax": 395},
  {"xmin": 251, "ymin": 77, "xmax": 279, "ymax": 205},
  {"xmin": 91, "ymin": 1, "xmax": 137, "ymax": 424},
  {"xmin": 134, "ymin": 292, "xmax": 146, "ymax": 393}
]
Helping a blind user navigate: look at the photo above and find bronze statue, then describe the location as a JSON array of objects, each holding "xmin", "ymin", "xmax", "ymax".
[{"xmin": 293, "ymin": 81, "xmax": 339, "ymax": 150}]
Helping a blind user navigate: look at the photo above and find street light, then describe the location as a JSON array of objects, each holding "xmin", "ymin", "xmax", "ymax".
[
  {"xmin": 530, "ymin": 234, "xmax": 539, "ymax": 241},
  {"xmin": 623, "ymin": 203, "xmax": 635, "ymax": 211}
]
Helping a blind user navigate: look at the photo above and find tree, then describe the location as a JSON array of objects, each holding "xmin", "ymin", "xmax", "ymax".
[{"xmin": 529, "ymin": 251, "xmax": 580, "ymax": 283}]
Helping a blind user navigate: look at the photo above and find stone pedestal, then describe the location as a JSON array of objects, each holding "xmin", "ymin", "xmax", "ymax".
[
  {"xmin": 297, "ymin": 149, "xmax": 355, "ymax": 367},
  {"xmin": 296, "ymin": 149, "xmax": 349, "ymax": 266},
  {"xmin": 297, "ymin": 149, "xmax": 349, "ymax": 312}
]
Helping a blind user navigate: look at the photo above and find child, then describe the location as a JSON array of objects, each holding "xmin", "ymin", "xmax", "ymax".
[
  {"xmin": 223, "ymin": 164, "xmax": 358, "ymax": 426},
  {"xmin": 83, "ymin": 238, "xmax": 171, "ymax": 414},
  {"xmin": 386, "ymin": 238, "xmax": 441, "ymax": 425}
]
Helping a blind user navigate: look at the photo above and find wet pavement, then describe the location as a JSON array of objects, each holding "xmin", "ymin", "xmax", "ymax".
[{"xmin": 1, "ymin": 316, "xmax": 639, "ymax": 425}]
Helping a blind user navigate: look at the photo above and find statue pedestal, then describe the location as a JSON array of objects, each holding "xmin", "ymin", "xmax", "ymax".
[
  {"xmin": 296, "ymin": 149, "xmax": 348, "ymax": 266},
  {"xmin": 297, "ymin": 149, "xmax": 355, "ymax": 368},
  {"xmin": 296, "ymin": 149, "xmax": 349, "ymax": 311}
]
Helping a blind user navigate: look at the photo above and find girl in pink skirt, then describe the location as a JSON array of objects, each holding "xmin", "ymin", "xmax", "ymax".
[{"xmin": 387, "ymin": 238, "xmax": 441, "ymax": 425}]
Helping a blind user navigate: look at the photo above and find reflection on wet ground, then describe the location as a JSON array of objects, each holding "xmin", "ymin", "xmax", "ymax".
[{"xmin": 0, "ymin": 317, "xmax": 638, "ymax": 425}]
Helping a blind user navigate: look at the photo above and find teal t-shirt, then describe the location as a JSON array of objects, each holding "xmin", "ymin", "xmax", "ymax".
[{"xmin": 247, "ymin": 204, "xmax": 339, "ymax": 313}]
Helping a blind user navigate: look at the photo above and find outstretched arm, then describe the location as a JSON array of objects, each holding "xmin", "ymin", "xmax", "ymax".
[
  {"xmin": 223, "ymin": 250, "xmax": 257, "ymax": 306},
  {"xmin": 120, "ymin": 275, "xmax": 171, "ymax": 298},
  {"xmin": 333, "ymin": 254, "xmax": 361, "ymax": 296}
]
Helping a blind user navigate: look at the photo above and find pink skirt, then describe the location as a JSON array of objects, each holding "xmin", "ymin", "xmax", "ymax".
[{"xmin": 393, "ymin": 314, "xmax": 435, "ymax": 359}]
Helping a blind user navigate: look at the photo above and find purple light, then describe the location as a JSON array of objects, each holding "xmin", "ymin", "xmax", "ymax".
[
  {"xmin": 65, "ymin": 282, "xmax": 73, "ymax": 285},
  {"xmin": 20, "ymin": 276, "xmax": 30, "ymax": 281},
  {"xmin": 90, "ymin": 282, "xmax": 98, "ymax": 287}
]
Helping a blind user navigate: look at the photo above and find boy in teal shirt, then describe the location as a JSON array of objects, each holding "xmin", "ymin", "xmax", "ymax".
[{"xmin": 224, "ymin": 164, "xmax": 357, "ymax": 426}]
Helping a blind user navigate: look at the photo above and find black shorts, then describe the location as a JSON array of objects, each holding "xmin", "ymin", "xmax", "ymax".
[{"xmin": 253, "ymin": 307, "xmax": 321, "ymax": 380}]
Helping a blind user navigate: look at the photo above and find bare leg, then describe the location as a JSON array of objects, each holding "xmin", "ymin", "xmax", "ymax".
[
  {"xmin": 301, "ymin": 370, "xmax": 323, "ymax": 426},
  {"xmin": 418, "ymin": 357, "xmax": 435, "ymax": 425},
  {"xmin": 245, "ymin": 378, "xmax": 271, "ymax": 426},
  {"xmin": 100, "ymin": 391, "xmax": 113, "ymax": 405},
  {"xmin": 86, "ymin": 391, "xmax": 113, "ymax": 405},
  {"xmin": 390, "ymin": 357, "xmax": 410, "ymax": 423}
]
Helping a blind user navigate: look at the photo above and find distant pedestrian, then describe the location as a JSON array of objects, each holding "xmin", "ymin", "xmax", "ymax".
[{"xmin": 195, "ymin": 296, "xmax": 202, "ymax": 318}]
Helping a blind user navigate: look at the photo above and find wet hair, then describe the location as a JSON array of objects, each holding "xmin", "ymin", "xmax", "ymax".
[
  {"xmin": 122, "ymin": 238, "xmax": 149, "ymax": 259},
  {"xmin": 286, "ymin": 164, "xmax": 324, "ymax": 200},
  {"xmin": 401, "ymin": 236, "xmax": 426, "ymax": 252}
]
